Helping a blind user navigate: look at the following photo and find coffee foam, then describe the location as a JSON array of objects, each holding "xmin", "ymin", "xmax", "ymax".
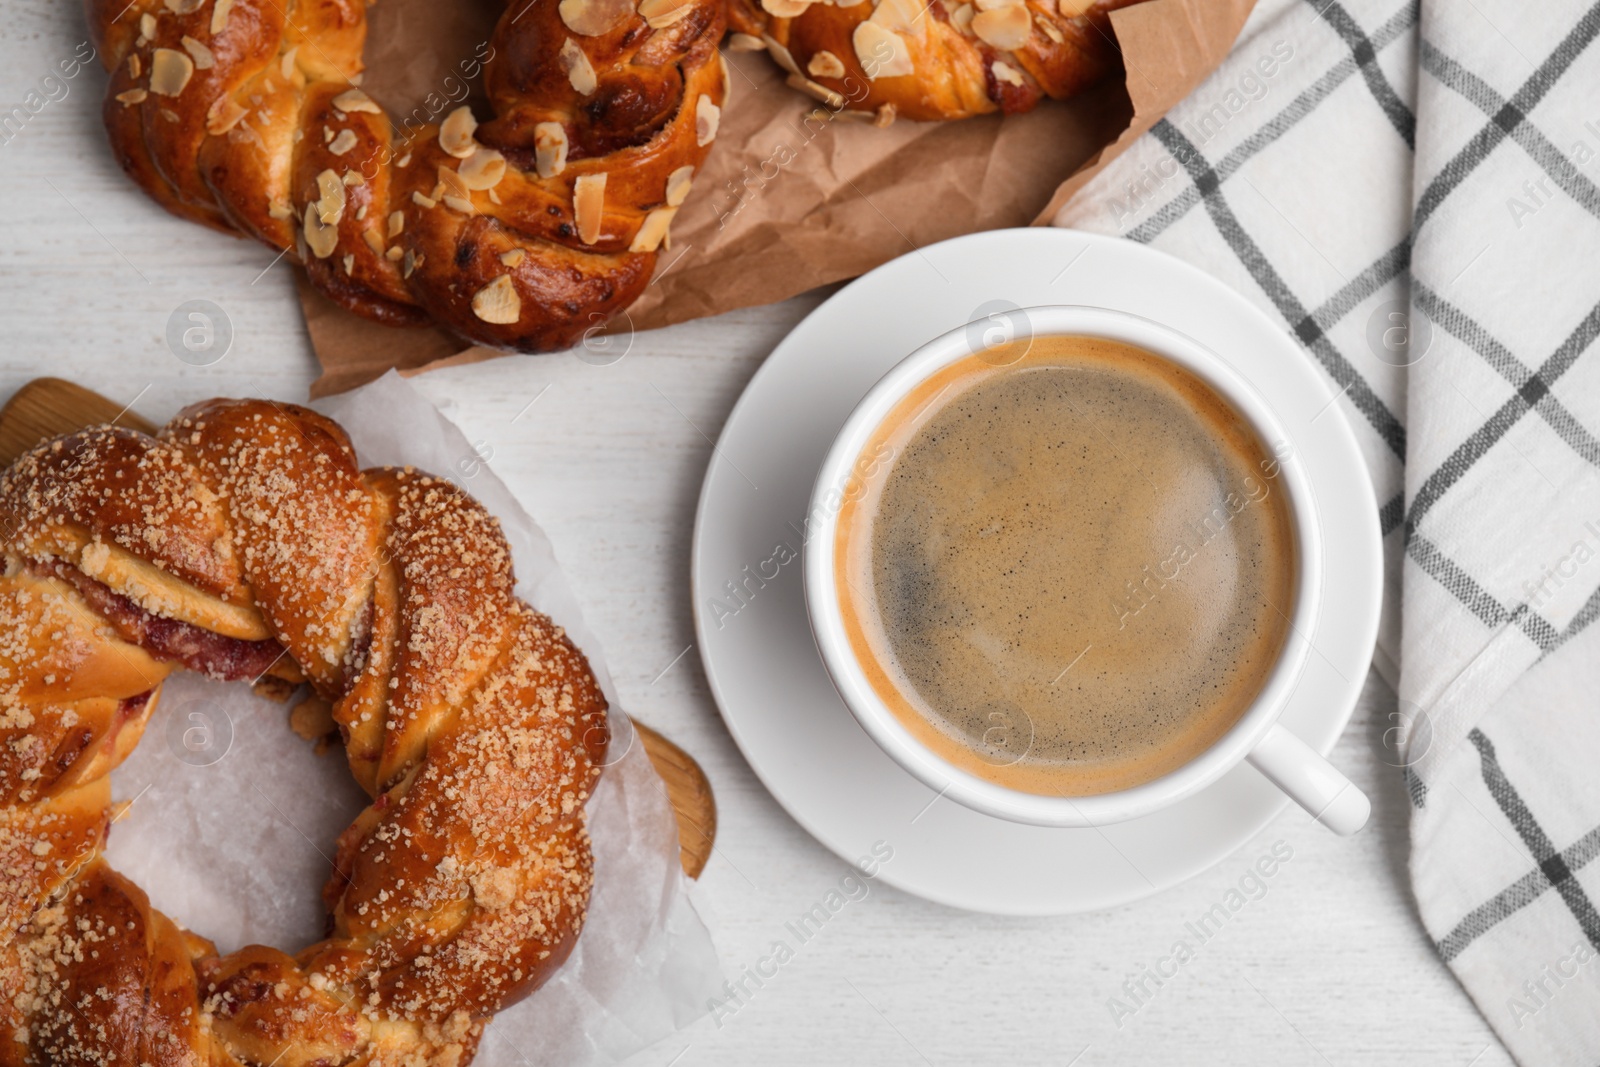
[{"xmin": 834, "ymin": 336, "xmax": 1296, "ymax": 796}]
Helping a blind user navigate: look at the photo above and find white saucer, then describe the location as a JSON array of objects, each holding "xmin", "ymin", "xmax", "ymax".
[{"xmin": 690, "ymin": 228, "xmax": 1381, "ymax": 915}]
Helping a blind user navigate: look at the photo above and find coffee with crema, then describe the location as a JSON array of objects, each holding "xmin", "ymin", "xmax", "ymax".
[{"xmin": 833, "ymin": 335, "xmax": 1296, "ymax": 796}]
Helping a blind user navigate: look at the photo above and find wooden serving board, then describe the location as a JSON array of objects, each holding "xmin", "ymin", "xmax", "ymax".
[{"xmin": 0, "ymin": 378, "xmax": 716, "ymax": 879}]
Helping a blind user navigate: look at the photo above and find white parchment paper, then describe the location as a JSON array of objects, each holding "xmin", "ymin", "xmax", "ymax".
[{"xmin": 102, "ymin": 372, "xmax": 722, "ymax": 1066}]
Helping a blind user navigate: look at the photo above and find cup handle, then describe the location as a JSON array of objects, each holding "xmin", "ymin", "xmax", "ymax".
[{"xmin": 1245, "ymin": 723, "xmax": 1370, "ymax": 835}]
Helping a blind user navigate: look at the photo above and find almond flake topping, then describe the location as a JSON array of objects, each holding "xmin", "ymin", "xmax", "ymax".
[
  {"xmin": 808, "ymin": 50, "xmax": 847, "ymax": 78},
  {"xmin": 853, "ymin": 22, "xmax": 912, "ymax": 79},
  {"xmin": 439, "ymin": 106, "xmax": 478, "ymax": 158},
  {"xmin": 573, "ymin": 173, "xmax": 607, "ymax": 244},
  {"xmin": 639, "ymin": 0, "xmax": 694, "ymax": 27},
  {"xmin": 762, "ymin": 34, "xmax": 800, "ymax": 73},
  {"xmin": 535, "ymin": 123, "xmax": 569, "ymax": 178},
  {"xmin": 665, "ymin": 165, "xmax": 694, "ymax": 206},
  {"xmin": 315, "ymin": 169, "xmax": 346, "ymax": 225},
  {"xmin": 972, "ymin": 3, "xmax": 1030, "ymax": 49},
  {"xmin": 459, "ymin": 147, "xmax": 507, "ymax": 191},
  {"xmin": 695, "ymin": 95, "xmax": 720, "ymax": 145},
  {"xmin": 303, "ymin": 209, "xmax": 337, "ymax": 258},
  {"xmin": 629, "ymin": 206, "xmax": 677, "ymax": 252},
  {"xmin": 560, "ymin": 39, "xmax": 598, "ymax": 95},
  {"xmin": 332, "ymin": 89, "xmax": 382, "ymax": 114},
  {"xmin": 560, "ymin": 0, "xmax": 634, "ymax": 35},
  {"xmin": 787, "ymin": 73, "xmax": 843, "ymax": 107},
  {"xmin": 990, "ymin": 58, "xmax": 1025, "ymax": 84},
  {"xmin": 149, "ymin": 48, "xmax": 195, "ymax": 96},
  {"xmin": 206, "ymin": 96, "xmax": 247, "ymax": 133},
  {"xmin": 472, "ymin": 275, "xmax": 522, "ymax": 324},
  {"xmin": 181, "ymin": 35, "xmax": 215, "ymax": 70}
]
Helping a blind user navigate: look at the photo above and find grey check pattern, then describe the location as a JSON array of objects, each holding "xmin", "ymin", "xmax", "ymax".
[
  {"xmin": 1434, "ymin": 731, "xmax": 1600, "ymax": 963},
  {"xmin": 1053, "ymin": 0, "xmax": 1600, "ymax": 1060}
]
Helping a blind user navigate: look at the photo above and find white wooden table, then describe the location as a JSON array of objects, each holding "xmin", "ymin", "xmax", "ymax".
[{"xmin": 1, "ymin": 5, "xmax": 1511, "ymax": 1063}]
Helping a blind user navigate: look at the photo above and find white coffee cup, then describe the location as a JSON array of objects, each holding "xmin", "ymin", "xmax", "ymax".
[{"xmin": 802, "ymin": 305, "xmax": 1371, "ymax": 835}]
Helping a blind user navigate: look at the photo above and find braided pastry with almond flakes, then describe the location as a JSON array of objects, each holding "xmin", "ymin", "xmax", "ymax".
[
  {"xmin": 736, "ymin": 0, "xmax": 1144, "ymax": 122},
  {"xmin": 87, "ymin": 0, "xmax": 1141, "ymax": 351},
  {"xmin": 87, "ymin": 0, "xmax": 727, "ymax": 350},
  {"xmin": 0, "ymin": 399, "xmax": 608, "ymax": 1066}
]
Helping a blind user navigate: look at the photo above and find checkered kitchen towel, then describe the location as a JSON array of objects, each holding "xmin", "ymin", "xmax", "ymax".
[{"xmin": 1053, "ymin": 0, "xmax": 1600, "ymax": 1061}]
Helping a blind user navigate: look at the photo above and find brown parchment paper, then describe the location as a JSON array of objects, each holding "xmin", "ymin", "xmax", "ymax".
[{"xmin": 301, "ymin": 0, "xmax": 1256, "ymax": 396}]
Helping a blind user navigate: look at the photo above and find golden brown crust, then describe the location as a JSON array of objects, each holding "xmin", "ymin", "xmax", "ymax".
[
  {"xmin": 85, "ymin": 0, "xmax": 1142, "ymax": 351},
  {"xmin": 162, "ymin": 398, "xmax": 380, "ymax": 693},
  {"xmin": 15, "ymin": 862, "xmax": 212, "ymax": 1067},
  {"xmin": 751, "ymin": 0, "xmax": 1142, "ymax": 122},
  {"xmin": 0, "ymin": 400, "xmax": 608, "ymax": 1066},
  {"xmin": 84, "ymin": 0, "xmax": 727, "ymax": 353},
  {"xmin": 0, "ymin": 427, "xmax": 246, "ymax": 604}
]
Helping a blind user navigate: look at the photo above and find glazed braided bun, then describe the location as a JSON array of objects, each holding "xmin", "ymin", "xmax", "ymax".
[
  {"xmin": 0, "ymin": 400, "xmax": 608, "ymax": 1065},
  {"xmin": 734, "ymin": 0, "xmax": 1143, "ymax": 122},
  {"xmin": 86, "ymin": 0, "xmax": 727, "ymax": 351},
  {"xmin": 88, "ymin": 0, "xmax": 1144, "ymax": 349}
]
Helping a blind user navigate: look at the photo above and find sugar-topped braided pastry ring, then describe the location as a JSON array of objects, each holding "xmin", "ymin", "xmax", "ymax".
[
  {"xmin": 0, "ymin": 399, "xmax": 608, "ymax": 1066},
  {"xmin": 86, "ymin": 0, "xmax": 727, "ymax": 351}
]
